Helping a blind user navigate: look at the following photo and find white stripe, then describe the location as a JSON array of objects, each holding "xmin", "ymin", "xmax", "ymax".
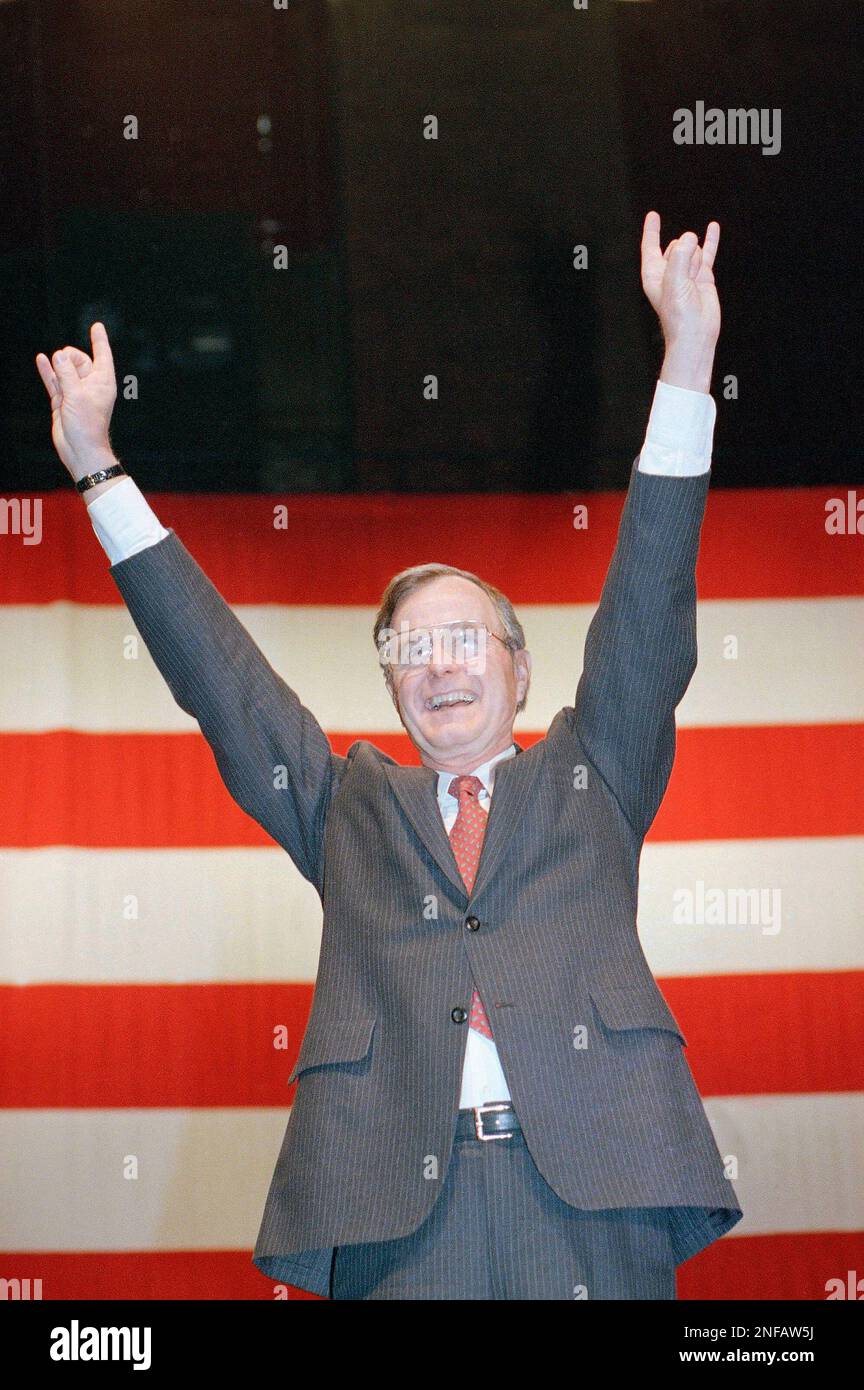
[
  {"xmin": 0, "ymin": 1094, "xmax": 859, "ymax": 1249},
  {"xmin": 1, "ymin": 828, "xmax": 861, "ymax": 984},
  {"xmin": 0, "ymin": 1108, "xmax": 287, "ymax": 1250},
  {"xmin": 1, "ymin": 838, "xmax": 861, "ymax": 984},
  {"xmin": 707, "ymin": 1093, "xmax": 864, "ymax": 1237},
  {"xmin": 2, "ymin": 598, "xmax": 862, "ymax": 732},
  {"xmin": 0, "ymin": 847, "xmax": 323, "ymax": 984},
  {"xmin": 637, "ymin": 836, "xmax": 864, "ymax": 980}
]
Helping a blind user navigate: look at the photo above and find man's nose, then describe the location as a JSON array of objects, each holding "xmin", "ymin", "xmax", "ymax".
[{"xmin": 427, "ymin": 649, "xmax": 462, "ymax": 676}]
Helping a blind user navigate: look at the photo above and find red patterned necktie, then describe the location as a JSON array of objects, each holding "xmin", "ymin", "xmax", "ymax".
[{"xmin": 447, "ymin": 774, "xmax": 494, "ymax": 1039}]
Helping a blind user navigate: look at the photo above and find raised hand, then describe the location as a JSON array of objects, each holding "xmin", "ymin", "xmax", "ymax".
[
  {"xmin": 640, "ymin": 211, "xmax": 721, "ymax": 349},
  {"xmin": 35, "ymin": 322, "xmax": 118, "ymax": 479}
]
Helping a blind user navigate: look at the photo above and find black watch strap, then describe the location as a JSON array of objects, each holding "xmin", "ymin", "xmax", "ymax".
[{"xmin": 75, "ymin": 464, "xmax": 126, "ymax": 494}]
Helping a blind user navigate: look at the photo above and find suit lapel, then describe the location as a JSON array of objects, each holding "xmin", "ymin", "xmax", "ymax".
[
  {"xmin": 383, "ymin": 740, "xmax": 542, "ymax": 902},
  {"xmin": 384, "ymin": 762, "xmax": 466, "ymax": 895},
  {"xmin": 469, "ymin": 741, "xmax": 542, "ymax": 900}
]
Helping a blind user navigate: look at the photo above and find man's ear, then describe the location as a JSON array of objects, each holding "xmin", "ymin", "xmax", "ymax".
[{"xmin": 514, "ymin": 648, "xmax": 532, "ymax": 703}]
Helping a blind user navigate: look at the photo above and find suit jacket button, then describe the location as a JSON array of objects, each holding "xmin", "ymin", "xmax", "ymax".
[
  {"xmin": 465, "ymin": 916, "xmax": 480, "ymax": 932},
  {"xmin": 451, "ymin": 1007, "xmax": 468, "ymax": 1024}
]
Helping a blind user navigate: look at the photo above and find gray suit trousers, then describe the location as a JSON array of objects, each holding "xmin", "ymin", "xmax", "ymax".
[{"xmin": 330, "ymin": 1108, "xmax": 678, "ymax": 1300}]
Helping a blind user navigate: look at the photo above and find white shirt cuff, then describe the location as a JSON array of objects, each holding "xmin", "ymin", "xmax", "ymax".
[
  {"xmin": 637, "ymin": 379, "xmax": 715, "ymax": 476},
  {"xmin": 85, "ymin": 476, "xmax": 170, "ymax": 565}
]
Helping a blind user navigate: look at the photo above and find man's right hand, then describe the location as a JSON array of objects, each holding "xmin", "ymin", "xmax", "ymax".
[{"xmin": 35, "ymin": 322, "xmax": 118, "ymax": 481}]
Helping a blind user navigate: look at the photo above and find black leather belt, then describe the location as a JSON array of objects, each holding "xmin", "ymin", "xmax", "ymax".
[{"xmin": 456, "ymin": 1102, "xmax": 521, "ymax": 1142}]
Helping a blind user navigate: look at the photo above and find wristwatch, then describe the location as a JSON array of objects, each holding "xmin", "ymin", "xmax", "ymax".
[{"xmin": 75, "ymin": 464, "xmax": 127, "ymax": 494}]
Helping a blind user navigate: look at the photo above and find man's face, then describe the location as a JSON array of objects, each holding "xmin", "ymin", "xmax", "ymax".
[{"xmin": 386, "ymin": 576, "xmax": 531, "ymax": 773}]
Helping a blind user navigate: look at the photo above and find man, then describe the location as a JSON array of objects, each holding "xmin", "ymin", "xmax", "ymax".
[{"xmin": 36, "ymin": 210, "xmax": 742, "ymax": 1300}]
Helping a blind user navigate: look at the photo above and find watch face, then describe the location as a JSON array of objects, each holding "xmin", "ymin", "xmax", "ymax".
[{"xmin": 79, "ymin": 465, "xmax": 122, "ymax": 492}]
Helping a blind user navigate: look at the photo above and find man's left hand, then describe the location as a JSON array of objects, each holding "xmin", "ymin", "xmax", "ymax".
[{"xmin": 641, "ymin": 210, "xmax": 721, "ymax": 348}]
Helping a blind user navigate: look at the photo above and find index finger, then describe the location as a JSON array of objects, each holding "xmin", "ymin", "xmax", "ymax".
[{"xmin": 91, "ymin": 321, "xmax": 115, "ymax": 372}]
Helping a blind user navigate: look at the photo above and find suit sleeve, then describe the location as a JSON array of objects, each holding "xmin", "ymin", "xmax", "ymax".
[
  {"xmin": 572, "ymin": 457, "xmax": 711, "ymax": 840},
  {"xmin": 108, "ymin": 529, "xmax": 340, "ymax": 892}
]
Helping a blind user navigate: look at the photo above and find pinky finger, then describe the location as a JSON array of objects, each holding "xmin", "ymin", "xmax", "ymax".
[
  {"xmin": 35, "ymin": 352, "xmax": 60, "ymax": 401},
  {"xmin": 701, "ymin": 220, "xmax": 721, "ymax": 271}
]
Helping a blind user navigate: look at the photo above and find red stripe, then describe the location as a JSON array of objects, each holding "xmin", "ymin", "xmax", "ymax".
[
  {"xmin": 678, "ymin": 1231, "xmax": 864, "ymax": 1302},
  {"xmin": 1, "ymin": 974, "xmax": 860, "ymax": 1107},
  {"xmin": 2, "ymin": 724, "xmax": 862, "ymax": 847},
  {"xmin": 0, "ymin": 1251, "xmax": 320, "ymax": 1300},
  {"xmin": 0, "ymin": 1232, "xmax": 859, "ymax": 1300},
  {"xmin": 4, "ymin": 487, "xmax": 862, "ymax": 605},
  {"xmin": 0, "ymin": 731, "xmax": 422, "ymax": 848},
  {"xmin": 661, "ymin": 972, "xmax": 864, "ymax": 1097},
  {"xmin": 653, "ymin": 722, "xmax": 864, "ymax": 842},
  {"xmin": 0, "ymin": 983, "xmax": 312, "ymax": 1108}
]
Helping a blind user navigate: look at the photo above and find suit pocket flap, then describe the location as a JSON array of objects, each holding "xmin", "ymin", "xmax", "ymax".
[
  {"xmin": 589, "ymin": 985, "xmax": 687, "ymax": 1045},
  {"xmin": 288, "ymin": 1012, "xmax": 377, "ymax": 1083}
]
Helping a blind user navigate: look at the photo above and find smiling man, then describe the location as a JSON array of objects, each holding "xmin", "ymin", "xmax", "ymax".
[
  {"xmin": 377, "ymin": 576, "xmax": 531, "ymax": 772},
  {"xmin": 37, "ymin": 210, "xmax": 742, "ymax": 1300}
]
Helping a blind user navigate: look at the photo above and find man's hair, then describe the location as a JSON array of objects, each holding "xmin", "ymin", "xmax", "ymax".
[{"xmin": 372, "ymin": 562, "xmax": 530, "ymax": 714}]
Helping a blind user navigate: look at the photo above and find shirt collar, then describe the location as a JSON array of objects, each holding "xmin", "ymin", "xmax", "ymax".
[{"xmin": 436, "ymin": 742, "xmax": 517, "ymax": 802}]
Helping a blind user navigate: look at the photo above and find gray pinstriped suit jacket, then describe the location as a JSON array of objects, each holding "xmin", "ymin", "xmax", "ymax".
[{"xmin": 109, "ymin": 456, "xmax": 742, "ymax": 1298}]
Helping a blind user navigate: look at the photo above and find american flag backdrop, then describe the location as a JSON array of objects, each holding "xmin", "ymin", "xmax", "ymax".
[{"xmin": 1, "ymin": 481, "xmax": 862, "ymax": 1301}]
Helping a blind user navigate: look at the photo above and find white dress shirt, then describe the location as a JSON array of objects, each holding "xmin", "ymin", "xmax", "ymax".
[
  {"xmin": 437, "ymin": 744, "xmax": 518, "ymax": 1107},
  {"xmin": 85, "ymin": 378, "xmax": 715, "ymax": 1107}
]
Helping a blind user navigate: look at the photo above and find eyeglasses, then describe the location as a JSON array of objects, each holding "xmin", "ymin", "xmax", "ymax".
[{"xmin": 377, "ymin": 619, "xmax": 513, "ymax": 672}]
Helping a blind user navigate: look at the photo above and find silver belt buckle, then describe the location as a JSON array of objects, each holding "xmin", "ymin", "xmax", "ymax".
[{"xmin": 473, "ymin": 1102, "xmax": 514, "ymax": 1141}]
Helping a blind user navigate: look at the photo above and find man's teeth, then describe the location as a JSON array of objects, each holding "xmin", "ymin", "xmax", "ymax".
[{"xmin": 428, "ymin": 691, "xmax": 476, "ymax": 711}]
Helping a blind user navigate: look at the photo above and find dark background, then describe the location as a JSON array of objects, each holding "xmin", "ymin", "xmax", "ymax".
[{"xmin": 1, "ymin": 0, "xmax": 861, "ymax": 493}]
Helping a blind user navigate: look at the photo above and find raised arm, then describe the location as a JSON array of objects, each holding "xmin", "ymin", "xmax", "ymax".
[
  {"xmin": 572, "ymin": 213, "xmax": 721, "ymax": 839},
  {"xmin": 36, "ymin": 324, "xmax": 339, "ymax": 892}
]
